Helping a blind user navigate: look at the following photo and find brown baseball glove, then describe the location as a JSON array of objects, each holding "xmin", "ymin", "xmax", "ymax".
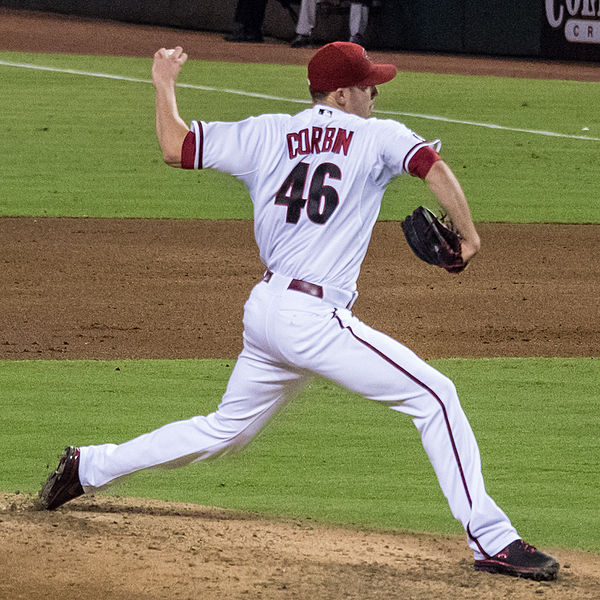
[{"xmin": 401, "ymin": 206, "xmax": 466, "ymax": 273}]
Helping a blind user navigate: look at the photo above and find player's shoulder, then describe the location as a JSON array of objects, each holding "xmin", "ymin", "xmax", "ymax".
[
  {"xmin": 252, "ymin": 111, "xmax": 301, "ymax": 124},
  {"xmin": 365, "ymin": 116, "xmax": 414, "ymax": 137},
  {"xmin": 214, "ymin": 111, "xmax": 297, "ymax": 141},
  {"xmin": 243, "ymin": 111, "xmax": 305, "ymax": 132},
  {"xmin": 362, "ymin": 117, "xmax": 427, "ymax": 151}
]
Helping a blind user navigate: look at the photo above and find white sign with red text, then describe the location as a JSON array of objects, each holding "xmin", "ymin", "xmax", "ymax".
[{"xmin": 546, "ymin": 0, "xmax": 600, "ymax": 43}]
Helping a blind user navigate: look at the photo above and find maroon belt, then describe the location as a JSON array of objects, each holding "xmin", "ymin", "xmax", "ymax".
[{"xmin": 264, "ymin": 270, "xmax": 323, "ymax": 299}]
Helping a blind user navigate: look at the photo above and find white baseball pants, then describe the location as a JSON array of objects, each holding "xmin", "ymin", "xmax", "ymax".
[{"xmin": 79, "ymin": 272, "xmax": 519, "ymax": 559}]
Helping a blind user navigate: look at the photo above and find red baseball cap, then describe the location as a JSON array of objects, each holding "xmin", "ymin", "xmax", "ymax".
[{"xmin": 308, "ymin": 42, "xmax": 397, "ymax": 93}]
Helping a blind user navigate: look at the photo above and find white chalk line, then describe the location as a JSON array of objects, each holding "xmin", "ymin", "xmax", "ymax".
[{"xmin": 1, "ymin": 59, "xmax": 598, "ymax": 142}]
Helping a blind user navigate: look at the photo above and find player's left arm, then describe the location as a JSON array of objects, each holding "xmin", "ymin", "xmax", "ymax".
[
  {"xmin": 152, "ymin": 46, "xmax": 189, "ymax": 168},
  {"xmin": 425, "ymin": 160, "xmax": 481, "ymax": 263}
]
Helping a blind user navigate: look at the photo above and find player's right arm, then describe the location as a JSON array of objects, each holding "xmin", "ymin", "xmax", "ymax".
[{"xmin": 152, "ymin": 47, "xmax": 189, "ymax": 168}]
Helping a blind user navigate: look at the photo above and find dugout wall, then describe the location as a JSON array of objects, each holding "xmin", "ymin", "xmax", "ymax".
[{"xmin": 2, "ymin": 0, "xmax": 599, "ymax": 61}]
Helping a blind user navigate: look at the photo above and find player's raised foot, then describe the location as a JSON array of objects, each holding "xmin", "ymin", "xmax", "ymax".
[
  {"xmin": 474, "ymin": 539, "xmax": 559, "ymax": 581},
  {"xmin": 38, "ymin": 446, "xmax": 84, "ymax": 510}
]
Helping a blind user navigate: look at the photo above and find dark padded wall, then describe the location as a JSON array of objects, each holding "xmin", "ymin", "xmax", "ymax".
[{"xmin": 2, "ymin": 0, "xmax": 599, "ymax": 60}]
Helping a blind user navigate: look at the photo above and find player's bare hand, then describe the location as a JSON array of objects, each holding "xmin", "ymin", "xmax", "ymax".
[{"xmin": 152, "ymin": 46, "xmax": 188, "ymax": 87}]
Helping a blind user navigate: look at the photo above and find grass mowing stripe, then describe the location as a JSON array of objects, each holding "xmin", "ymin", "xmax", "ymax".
[
  {"xmin": 1, "ymin": 58, "xmax": 599, "ymax": 141},
  {"xmin": 377, "ymin": 107, "xmax": 600, "ymax": 141},
  {"xmin": 1, "ymin": 357, "xmax": 597, "ymax": 552},
  {"xmin": 1, "ymin": 52, "xmax": 599, "ymax": 220}
]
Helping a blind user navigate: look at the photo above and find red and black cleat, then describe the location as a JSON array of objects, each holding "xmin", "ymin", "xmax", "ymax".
[
  {"xmin": 39, "ymin": 446, "xmax": 84, "ymax": 510},
  {"xmin": 475, "ymin": 539, "xmax": 559, "ymax": 581}
]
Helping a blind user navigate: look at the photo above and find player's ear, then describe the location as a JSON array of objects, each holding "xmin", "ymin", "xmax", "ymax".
[{"xmin": 333, "ymin": 87, "xmax": 348, "ymax": 107}]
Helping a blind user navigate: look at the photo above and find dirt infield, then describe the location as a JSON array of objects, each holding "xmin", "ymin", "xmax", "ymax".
[
  {"xmin": 1, "ymin": 8, "xmax": 599, "ymax": 599},
  {"xmin": 1, "ymin": 218, "xmax": 598, "ymax": 361}
]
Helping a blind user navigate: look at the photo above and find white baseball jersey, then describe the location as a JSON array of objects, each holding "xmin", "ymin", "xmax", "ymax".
[{"xmin": 185, "ymin": 105, "xmax": 440, "ymax": 292}]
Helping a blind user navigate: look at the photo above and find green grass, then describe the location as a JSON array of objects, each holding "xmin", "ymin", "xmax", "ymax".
[
  {"xmin": 1, "ymin": 51, "xmax": 599, "ymax": 221},
  {"xmin": 1, "ymin": 357, "xmax": 597, "ymax": 552},
  {"xmin": 1, "ymin": 51, "xmax": 597, "ymax": 555}
]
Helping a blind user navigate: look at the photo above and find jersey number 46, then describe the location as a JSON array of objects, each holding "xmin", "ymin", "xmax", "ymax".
[{"xmin": 275, "ymin": 162, "xmax": 341, "ymax": 225}]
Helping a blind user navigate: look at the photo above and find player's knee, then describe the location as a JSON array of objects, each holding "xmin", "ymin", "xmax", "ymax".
[
  {"xmin": 425, "ymin": 371, "xmax": 460, "ymax": 408},
  {"xmin": 439, "ymin": 373, "xmax": 459, "ymax": 399},
  {"xmin": 211, "ymin": 412, "xmax": 253, "ymax": 439}
]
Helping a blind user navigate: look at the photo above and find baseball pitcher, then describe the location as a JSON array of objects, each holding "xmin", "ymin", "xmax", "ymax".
[{"xmin": 40, "ymin": 42, "xmax": 558, "ymax": 581}]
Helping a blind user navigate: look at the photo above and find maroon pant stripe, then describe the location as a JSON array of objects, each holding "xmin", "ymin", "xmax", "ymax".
[{"xmin": 334, "ymin": 314, "xmax": 489, "ymax": 557}]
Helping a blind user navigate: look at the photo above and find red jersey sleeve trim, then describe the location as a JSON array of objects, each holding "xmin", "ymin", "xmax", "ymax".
[
  {"xmin": 180, "ymin": 120, "xmax": 203, "ymax": 170},
  {"xmin": 406, "ymin": 144, "xmax": 441, "ymax": 180},
  {"xmin": 402, "ymin": 139, "xmax": 441, "ymax": 179},
  {"xmin": 181, "ymin": 130, "xmax": 196, "ymax": 169}
]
